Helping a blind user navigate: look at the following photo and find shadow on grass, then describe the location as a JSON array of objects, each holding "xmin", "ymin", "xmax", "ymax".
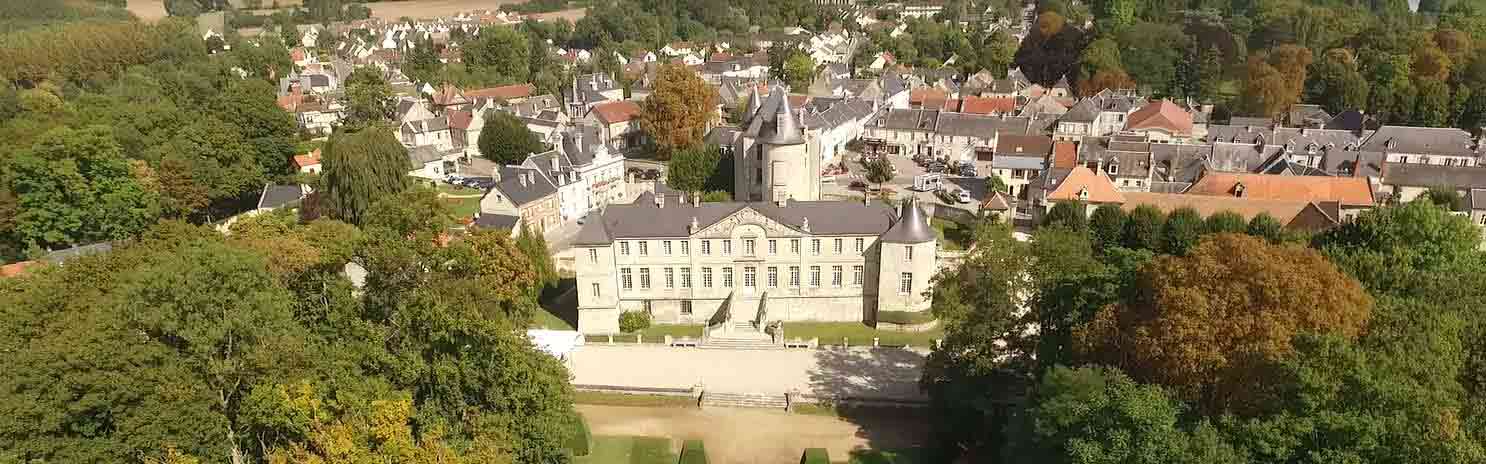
[
  {"xmin": 537, "ymin": 277, "xmax": 579, "ymax": 329},
  {"xmin": 804, "ymin": 348, "xmax": 935, "ymax": 454}
]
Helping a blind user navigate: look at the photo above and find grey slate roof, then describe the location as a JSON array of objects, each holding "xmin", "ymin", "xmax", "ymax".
[
  {"xmin": 939, "ymin": 113, "xmax": 1032, "ymax": 137},
  {"xmin": 880, "ymin": 199, "xmax": 935, "ymax": 243},
  {"xmin": 801, "ymin": 98, "xmax": 875, "ymax": 131},
  {"xmin": 559, "ymin": 124, "xmax": 605, "ymax": 166},
  {"xmin": 491, "ymin": 163, "xmax": 558, "ymax": 207},
  {"xmin": 1228, "ymin": 116, "xmax": 1274, "ymax": 127},
  {"xmin": 1471, "ymin": 189, "xmax": 1486, "ymax": 210},
  {"xmin": 1358, "ymin": 126, "xmax": 1479, "ymax": 157},
  {"xmin": 876, "ymin": 108, "xmax": 939, "ymax": 131},
  {"xmin": 743, "ymin": 86, "xmax": 806, "ymax": 145},
  {"xmin": 257, "ymin": 184, "xmax": 304, "ymax": 209},
  {"xmin": 1149, "ymin": 143, "xmax": 1214, "ymax": 183},
  {"xmin": 991, "ymin": 155, "xmax": 1045, "ymax": 170},
  {"xmin": 473, "ymin": 213, "xmax": 521, "ymax": 230},
  {"xmin": 1325, "ymin": 110, "xmax": 1366, "ymax": 131},
  {"xmin": 408, "ymin": 145, "xmax": 447, "ymax": 164},
  {"xmin": 575, "ymin": 194, "xmax": 902, "ymax": 244},
  {"xmin": 1382, "ymin": 164, "xmax": 1486, "ymax": 189}
]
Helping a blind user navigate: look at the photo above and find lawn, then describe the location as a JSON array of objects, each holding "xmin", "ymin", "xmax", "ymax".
[
  {"xmin": 575, "ymin": 391, "xmax": 697, "ymax": 408},
  {"xmin": 847, "ymin": 448, "xmax": 931, "ymax": 464},
  {"xmin": 443, "ymin": 196, "xmax": 482, "ymax": 221},
  {"xmin": 612, "ymin": 322, "xmax": 942, "ymax": 348},
  {"xmin": 930, "ymin": 218, "xmax": 973, "ymax": 251},
  {"xmin": 576, "ymin": 436, "xmax": 675, "ymax": 464},
  {"xmin": 437, "ymin": 183, "xmax": 483, "ymax": 196}
]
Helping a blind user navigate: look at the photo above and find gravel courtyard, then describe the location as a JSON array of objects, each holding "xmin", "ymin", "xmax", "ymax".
[{"xmin": 569, "ymin": 345, "xmax": 928, "ymax": 399}]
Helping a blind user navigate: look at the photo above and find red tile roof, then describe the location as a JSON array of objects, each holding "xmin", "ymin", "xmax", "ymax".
[
  {"xmin": 1, "ymin": 261, "xmax": 39, "ymax": 278},
  {"xmin": 1052, "ymin": 141, "xmax": 1078, "ymax": 168},
  {"xmin": 591, "ymin": 100, "xmax": 642, "ymax": 124},
  {"xmin": 1048, "ymin": 167, "xmax": 1125, "ymax": 203},
  {"xmin": 447, "ymin": 110, "xmax": 474, "ymax": 130},
  {"xmin": 909, "ymin": 88, "xmax": 948, "ymax": 106},
  {"xmin": 1186, "ymin": 172, "xmax": 1375, "ymax": 207},
  {"xmin": 465, "ymin": 83, "xmax": 536, "ymax": 101},
  {"xmin": 1125, "ymin": 99, "xmax": 1194, "ymax": 135},
  {"xmin": 292, "ymin": 148, "xmax": 321, "ymax": 169},
  {"xmin": 788, "ymin": 94, "xmax": 811, "ymax": 109},
  {"xmin": 960, "ymin": 96, "xmax": 1016, "ymax": 114},
  {"xmin": 430, "ymin": 83, "xmax": 468, "ymax": 106}
]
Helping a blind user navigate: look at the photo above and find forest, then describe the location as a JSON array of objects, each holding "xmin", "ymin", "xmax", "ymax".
[{"xmin": 924, "ymin": 198, "xmax": 1486, "ymax": 462}]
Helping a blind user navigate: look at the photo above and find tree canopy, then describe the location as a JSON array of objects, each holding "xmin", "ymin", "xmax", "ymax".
[
  {"xmin": 478, "ymin": 110, "xmax": 545, "ymax": 165},
  {"xmin": 320, "ymin": 128, "xmax": 412, "ymax": 226},
  {"xmin": 636, "ymin": 64, "xmax": 718, "ymax": 159}
]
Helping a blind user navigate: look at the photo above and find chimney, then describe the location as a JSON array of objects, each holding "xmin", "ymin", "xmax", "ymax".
[
  {"xmin": 491, "ymin": 167, "xmax": 501, "ymax": 183},
  {"xmin": 801, "ymin": 216, "xmax": 811, "ymax": 232},
  {"xmin": 689, "ymin": 216, "xmax": 700, "ymax": 233},
  {"xmin": 551, "ymin": 156, "xmax": 559, "ymax": 171}
]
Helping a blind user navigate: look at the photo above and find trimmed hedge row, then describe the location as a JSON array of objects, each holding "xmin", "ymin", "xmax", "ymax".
[
  {"xmin": 566, "ymin": 416, "xmax": 591, "ymax": 457},
  {"xmin": 800, "ymin": 448, "xmax": 830, "ymax": 464},
  {"xmin": 679, "ymin": 439, "xmax": 708, "ymax": 464},
  {"xmin": 876, "ymin": 310, "xmax": 936, "ymax": 325}
]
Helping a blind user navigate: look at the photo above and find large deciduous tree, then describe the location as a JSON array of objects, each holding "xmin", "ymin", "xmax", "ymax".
[
  {"xmin": 1075, "ymin": 233, "xmax": 1374, "ymax": 415},
  {"xmin": 320, "ymin": 127, "xmax": 411, "ymax": 226},
  {"xmin": 4, "ymin": 126, "xmax": 162, "ymax": 252},
  {"xmin": 463, "ymin": 26, "xmax": 533, "ymax": 83},
  {"xmin": 666, "ymin": 144, "xmax": 722, "ymax": 196},
  {"xmin": 635, "ymin": 63, "xmax": 718, "ymax": 159},
  {"xmin": 341, "ymin": 68, "xmax": 397, "ymax": 130},
  {"xmin": 478, "ymin": 110, "xmax": 545, "ymax": 165}
]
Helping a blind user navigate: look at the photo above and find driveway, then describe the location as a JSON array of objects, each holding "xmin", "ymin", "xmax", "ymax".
[
  {"xmin": 569, "ymin": 345, "xmax": 927, "ymax": 399},
  {"xmin": 823, "ymin": 151, "xmax": 986, "ymax": 212}
]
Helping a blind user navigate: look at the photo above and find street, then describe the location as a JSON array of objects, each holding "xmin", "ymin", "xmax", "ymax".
[{"xmin": 821, "ymin": 150, "xmax": 987, "ymax": 212}]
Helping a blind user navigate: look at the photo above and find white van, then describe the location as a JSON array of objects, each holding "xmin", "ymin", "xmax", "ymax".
[{"xmin": 912, "ymin": 173, "xmax": 944, "ymax": 192}]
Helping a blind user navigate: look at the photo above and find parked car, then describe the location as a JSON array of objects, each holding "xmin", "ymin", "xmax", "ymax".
[
  {"xmin": 956, "ymin": 189, "xmax": 973, "ymax": 204},
  {"xmin": 644, "ymin": 168, "xmax": 662, "ymax": 180},
  {"xmin": 958, "ymin": 165, "xmax": 978, "ymax": 177},
  {"xmin": 926, "ymin": 162, "xmax": 948, "ymax": 173},
  {"xmin": 849, "ymin": 180, "xmax": 868, "ymax": 190}
]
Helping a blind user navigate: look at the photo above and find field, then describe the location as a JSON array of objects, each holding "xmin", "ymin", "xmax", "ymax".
[
  {"xmin": 126, "ymin": 0, "xmax": 168, "ymax": 21},
  {"xmin": 127, "ymin": 0, "xmax": 586, "ymax": 24}
]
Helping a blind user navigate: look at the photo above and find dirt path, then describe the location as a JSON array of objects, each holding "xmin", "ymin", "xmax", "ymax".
[
  {"xmin": 126, "ymin": 0, "xmax": 168, "ymax": 21},
  {"xmin": 578, "ymin": 404, "xmax": 930, "ymax": 464}
]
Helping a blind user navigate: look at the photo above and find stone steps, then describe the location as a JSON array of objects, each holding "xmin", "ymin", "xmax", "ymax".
[
  {"xmin": 701, "ymin": 336, "xmax": 780, "ymax": 350},
  {"xmin": 700, "ymin": 392, "xmax": 789, "ymax": 409}
]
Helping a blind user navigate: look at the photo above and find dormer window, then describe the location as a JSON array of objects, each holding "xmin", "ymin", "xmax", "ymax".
[
  {"xmin": 1107, "ymin": 161, "xmax": 1119, "ymax": 175},
  {"xmin": 1077, "ymin": 187, "xmax": 1089, "ymax": 201},
  {"xmin": 1234, "ymin": 182, "xmax": 1246, "ymax": 197}
]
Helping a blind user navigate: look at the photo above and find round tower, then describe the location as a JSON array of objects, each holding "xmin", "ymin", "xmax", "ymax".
[{"xmin": 876, "ymin": 198, "xmax": 938, "ymax": 314}]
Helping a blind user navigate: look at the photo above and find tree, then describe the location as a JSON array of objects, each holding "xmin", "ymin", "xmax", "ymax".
[
  {"xmin": 1240, "ymin": 55, "xmax": 1292, "ymax": 118},
  {"xmin": 516, "ymin": 223, "xmax": 558, "ymax": 289},
  {"xmin": 1094, "ymin": 0, "xmax": 1136, "ymax": 31},
  {"xmin": 363, "ymin": 187, "xmax": 453, "ymax": 238},
  {"xmin": 1042, "ymin": 201, "xmax": 1088, "ymax": 233},
  {"xmin": 478, "ymin": 111, "xmax": 545, "ymax": 165},
  {"xmin": 1077, "ymin": 38, "xmax": 1122, "ymax": 85},
  {"xmin": 1160, "ymin": 207, "xmax": 1204, "ymax": 255},
  {"xmin": 1088, "ymin": 204, "xmax": 1127, "ymax": 253},
  {"xmin": 1314, "ymin": 200, "xmax": 1480, "ymax": 295},
  {"xmin": 635, "ymin": 64, "xmax": 718, "ymax": 159},
  {"xmin": 1080, "ymin": 69, "xmax": 1137, "ymax": 96},
  {"xmin": 1122, "ymin": 204, "xmax": 1165, "ymax": 251},
  {"xmin": 1117, "ymin": 22, "xmax": 1189, "ymax": 95},
  {"xmin": 1414, "ymin": 78, "xmax": 1451, "ymax": 127},
  {"xmin": 1204, "ymin": 211, "xmax": 1246, "ymax": 235},
  {"xmin": 1245, "ymin": 213, "xmax": 1284, "ymax": 243},
  {"xmin": 320, "ymin": 128, "xmax": 411, "ymax": 226},
  {"xmin": 463, "ymin": 26, "xmax": 532, "ymax": 83},
  {"xmin": 4, "ymin": 126, "xmax": 162, "ymax": 251},
  {"xmin": 862, "ymin": 157, "xmax": 895, "ymax": 194},
  {"xmin": 341, "ymin": 68, "xmax": 397, "ymax": 129},
  {"xmin": 1075, "ymin": 234, "xmax": 1374, "ymax": 415},
  {"xmin": 1176, "ymin": 44, "xmax": 1223, "ymax": 102},
  {"xmin": 666, "ymin": 144, "xmax": 722, "ymax": 195},
  {"xmin": 1420, "ymin": 186, "xmax": 1464, "ymax": 210},
  {"xmin": 987, "ymin": 175, "xmax": 1011, "ymax": 194},
  {"xmin": 783, "ymin": 52, "xmax": 815, "ymax": 91}
]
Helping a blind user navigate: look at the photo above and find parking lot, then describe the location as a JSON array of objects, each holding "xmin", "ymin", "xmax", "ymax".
[{"xmin": 823, "ymin": 150, "xmax": 987, "ymax": 212}]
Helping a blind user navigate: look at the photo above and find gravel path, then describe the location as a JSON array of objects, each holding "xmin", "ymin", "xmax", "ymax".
[
  {"xmin": 570, "ymin": 345, "xmax": 927, "ymax": 399},
  {"xmin": 578, "ymin": 404, "xmax": 930, "ymax": 464}
]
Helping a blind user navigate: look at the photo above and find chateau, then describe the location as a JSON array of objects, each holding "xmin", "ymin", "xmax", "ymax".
[{"xmin": 571, "ymin": 195, "xmax": 938, "ymax": 334}]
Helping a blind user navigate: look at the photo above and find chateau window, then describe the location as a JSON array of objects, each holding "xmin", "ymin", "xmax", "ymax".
[
  {"xmin": 768, "ymin": 267, "xmax": 778, "ymax": 287},
  {"xmin": 855, "ymin": 238, "xmax": 865, "ymax": 253},
  {"xmin": 1399, "ymin": 155, "xmax": 1410, "ymax": 164},
  {"xmin": 769, "ymin": 239, "xmax": 778, "ymax": 254},
  {"xmin": 852, "ymin": 265, "xmax": 864, "ymax": 286},
  {"xmin": 591, "ymin": 283, "xmax": 601, "ymax": 297},
  {"xmin": 621, "ymin": 268, "xmax": 633, "ymax": 289},
  {"xmin": 791, "ymin": 239, "xmax": 801, "ymax": 254},
  {"xmin": 681, "ymin": 300, "xmax": 693, "ymax": 315},
  {"xmin": 639, "ymin": 268, "xmax": 651, "ymax": 289},
  {"xmin": 663, "ymin": 241, "xmax": 672, "ymax": 255},
  {"xmin": 681, "ymin": 267, "xmax": 692, "ymax": 288},
  {"xmin": 744, "ymin": 239, "xmax": 756, "ymax": 255},
  {"xmin": 620, "ymin": 242, "xmax": 631, "ymax": 255},
  {"xmin": 588, "ymin": 248, "xmax": 598, "ymax": 263},
  {"xmin": 680, "ymin": 241, "xmax": 689, "ymax": 255},
  {"xmin": 905, "ymin": 246, "xmax": 914, "ymax": 262},
  {"xmin": 664, "ymin": 268, "xmax": 675, "ymax": 288},
  {"xmin": 833, "ymin": 238, "xmax": 843, "ymax": 254},
  {"xmin": 744, "ymin": 266, "xmax": 756, "ymax": 288},
  {"xmin": 638, "ymin": 241, "xmax": 648, "ymax": 256},
  {"xmin": 722, "ymin": 240, "xmax": 732, "ymax": 255},
  {"xmin": 832, "ymin": 266, "xmax": 843, "ymax": 287},
  {"xmin": 702, "ymin": 267, "xmax": 713, "ymax": 288},
  {"xmin": 811, "ymin": 239, "xmax": 821, "ymax": 255},
  {"xmin": 899, "ymin": 272, "xmax": 913, "ymax": 294},
  {"xmin": 702, "ymin": 240, "xmax": 711, "ymax": 255},
  {"xmin": 723, "ymin": 267, "xmax": 734, "ymax": 287},
  {"xmin": 790, "ymin": 266, "xmax": 801, "ymax": 287}
]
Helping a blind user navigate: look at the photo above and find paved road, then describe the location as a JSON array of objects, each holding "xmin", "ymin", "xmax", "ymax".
[
  {"xmin": 570, "ymin": 344, "xmax": 927, "ymax": 399},
  {"xmin": 822, "ymin": 150, "xmax": 985, "ymax": 211}
]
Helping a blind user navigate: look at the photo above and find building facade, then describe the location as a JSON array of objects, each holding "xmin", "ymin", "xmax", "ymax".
[{"xmin": 571, "ymin": 196, "xmax": 938, "ymax": 334}]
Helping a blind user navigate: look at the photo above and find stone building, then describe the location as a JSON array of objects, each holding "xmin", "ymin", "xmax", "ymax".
[
  {"xmin": 729, "ymin": 87, "xmax": 821, "ymax": 203},
  {"xmin": 570, "ymin": 195, "xmax": 939, "ymax": 334}
]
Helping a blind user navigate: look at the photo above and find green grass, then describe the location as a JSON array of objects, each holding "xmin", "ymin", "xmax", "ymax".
[
  {"xmin": 575, "ymin": 391, "xmax": 697, "ymax": 408},
  {"xmin": 636, "ymin": 324, "xmax": 706, "ymax": 340},
  {"xmin": 930, "ymin": 218, "xmax": 972, "ymax": 251},
  {"xmin": 444, "ymin": 196, "xmax": 482, "ymax": 221},
  {"xmin": 791, "ymin": 403, "xmax": 840, "ymax": 416},
  {"xmin": 784, "ymin": 322, "xmax": 942, "ymax": 347},
  {"xmin": 575, "ymin": 436, "xmax": 676, "ymax": 464},
  {"xmin": 846, "ymin": 448, "xmax": 930, "ymax": 464},
  {"xmin": 532, "ymin": 307, "xmax": 574, "ymax": 330},
  {"xmin": 437, "ymin": 183, "xmax": 483, "ymax": 195}
]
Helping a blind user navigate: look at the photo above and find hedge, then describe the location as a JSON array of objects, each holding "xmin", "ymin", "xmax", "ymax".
[
  {"xmin": 679, "ymin": 439, "xmax": 708, "ymax": 464},
  {"xmin": 876, "ymin": 310, "xmax": 936, "ymax": 325},
  {"xmin": 565, "ymin": 416, "xmax": 591, "ymax": 457},
  {"xmin": 800, "ymin": 448, "xmax": 830, "ymax": 464}
]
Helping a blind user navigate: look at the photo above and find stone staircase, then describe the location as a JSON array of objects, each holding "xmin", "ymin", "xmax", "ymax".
[
  {"xmin": 701, "ymin": 321, "xmax": 779, "ymax": 349},
  {"xmin": 700, "ymin": 391, "xmax": 789, "ymax": 410}
]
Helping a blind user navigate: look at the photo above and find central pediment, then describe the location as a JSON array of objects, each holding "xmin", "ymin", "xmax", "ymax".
[{"xmin": 692, "ymin": 206, "xmax": 806, "ymax": 238}]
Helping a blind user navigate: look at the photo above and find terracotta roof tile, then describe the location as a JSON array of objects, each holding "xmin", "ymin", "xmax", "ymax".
[
  {"xmin": 292, "ymin": 148, "xmax": 321, "ymax": 169},
  {"xmin": 591, "ymin": 100, "xmax": 642, "ymax": 124},
  {"xmin": 1048, "ymin": 167, "xmax": 1125, "ymax": 203},
  {"xmin": 909, "ymin": 88, "xmax": 948, "ymax": 106},
  {"xmin": 447, "ymin": 110, "xmax": 474, "ymax": 130},
  {"xmin": 1124, "ymin": 99, "xmax": 1193, "ymax": 135},
  {"xmin": 1186, "ymin": 172, "xmax": 1374, "ymax": 206},
  {"xmin": 1052, "ymin": 141, "xmax": 1078, "ymax": 168},
  {"xmin": 960, "ymin": 96, "xmax": 1016, "ymax": 114},
  {"xmin": 1, "ymin": 261, "xmax": 39, "ymax": 278},
  {"xmin": 465, "ymin": 83, "xmax": 535, "ymax": 100}
]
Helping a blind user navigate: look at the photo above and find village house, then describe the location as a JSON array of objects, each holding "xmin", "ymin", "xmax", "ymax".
[
  {"xmin": 480, "ymin": 164, "xmax": 562, "ymax": 234},
  {"xmin": 585, "ymin": 100, "xmax": 645, "ymax": 153},
  {"xmin": 407, "ymin": 146, "xmax": 463, "ymax": 180},
  {"xmin": 293, "ymin": 149, "xmax": 322, "ymax": 174}
]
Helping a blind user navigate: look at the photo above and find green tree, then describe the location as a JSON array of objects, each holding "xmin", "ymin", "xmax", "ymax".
[
  {"xmin": 1245, "ymin": 212, "xmax": 1285, "ymax": 243},
  {"xmin": 463, "ymin": 26, "xmax": 532, "ymax": 83},
  {"xmin": 4, "ymin": 126, "xmax": 162, "ymax": 251},
  {"xmin": 862, "ymin": 157, "xmax": 895, "ymax": 194},
  {"xmin": 1159, "ymin": 207, "xmax": 1204, "ymax": 255},
  {"xmin": 1204, "ymin": 210, "xmax": 1246, "ymax": 235},
  {"xmin": 341, "ymin": 68, "xmax": 397, "ymax": 129},
  {"xmin": 783, "ymin": 52, "xmax": 815, "ymax": 91},
  {"xmin": 1117, "ymin": 22, "xmax": 1189, "ymax": 94},
  {"xmin": 517, "ymin": 223, "xmax": 558, "ymax": 289},
  {"xmin": 635, "ymin": 64, "xmax": 718, "ymax": 159},
  {"xmin": 987, "ymin": 175, "xmax": 1011, "ymax": 194},
  {"xmin": 666, "ymin": 144, "xmax": 722, "ymax": 196},
  {"xmin": 478, "ymin": 110, "xmax": 545, "ymax": 165},
  {"xmin": 1421, "ymin": 186, "xmax": 1464, "ymax": 210},
  {"xmin": 1088, "ymin": 204, "xmax": 1127, "ymax": 253},
  {"xmin": 1314, "ymin": 200, "xmax": 1480, "ymax": 295},
  {"xmin": 1042, "ymin": 201, "xmax": 1088, "ymax": 233},
  {"xmin": 320, "ymin": 128, "xmax": 411, "ymax": 225},
  {"xmin": 1122, "ymin": 204, "xmax": 1165, "ymax": 251},
  {"xmin": 1094, "ymin": 0, "xmax": 1136, "ymax": 32},
  {"xmin": 1414, "ymin": 78, "xmax": 1451, "ymax": 127}
]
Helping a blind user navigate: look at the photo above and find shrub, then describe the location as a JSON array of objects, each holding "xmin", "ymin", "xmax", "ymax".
[
  {"xmin": 565, "ymin": 416, "xmax": 591, "ymax": 457},
  {"xmin": 800, "ymin": 448, "xmax": 831, "ymax": 464},
  {"xmin": 876, "ymin": 310, "xmax": 936, "ymax": 325},
  {"xmin": 679, "ymin": 440, "xmax": 708, "ymax": 464},
  {"xmin": 619, "ymin": 310, "xmax": 652, "ymax": 333}
]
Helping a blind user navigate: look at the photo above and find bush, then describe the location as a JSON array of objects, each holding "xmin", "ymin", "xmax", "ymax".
[
  {"xmin": 876, "ymin": 310, "xmax": 936, "ymax": 325},
  {"xmin": 619, "ymin": 310, "xmax": 652, "ymax": 333},
  {"xmin": 801, "ymin": 448, "xmax": 831, "ymax": 464},
  {"xmin": 565, "ymin": 416, "xmax": 591, "ymax": 456},
  {"xmin": 679, "ymin": 440, "xmax": 708, "ymax": 464}
]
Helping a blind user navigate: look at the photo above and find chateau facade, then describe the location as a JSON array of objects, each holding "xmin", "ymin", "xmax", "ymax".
[{"xmin": 571, "ymin": 194, "xmax": 938, "ymax": 334}]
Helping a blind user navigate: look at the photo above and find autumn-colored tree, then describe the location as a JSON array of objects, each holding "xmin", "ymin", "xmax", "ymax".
[
  {"xmin": 1036, "ymin": 11, "xmax": 1066, "ymax": 37},
  {"xmin": 1412, "ymin": 45, "xmax": 1452, "ymax": 82},
  {"xmin": 1074, "ymin": 233, "xmax": 1374, "ymax": 415},
  {"xmin": 635, "ymin": 63, "xmax": 719, "ymax": 160},
  {"xmin": 1079, "ymin": 68, "xmax": 1136, "ymax": 96},
  {"xmin": 1240, "ymin": 56, "xmax": 1291, "ymax": 118}
]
